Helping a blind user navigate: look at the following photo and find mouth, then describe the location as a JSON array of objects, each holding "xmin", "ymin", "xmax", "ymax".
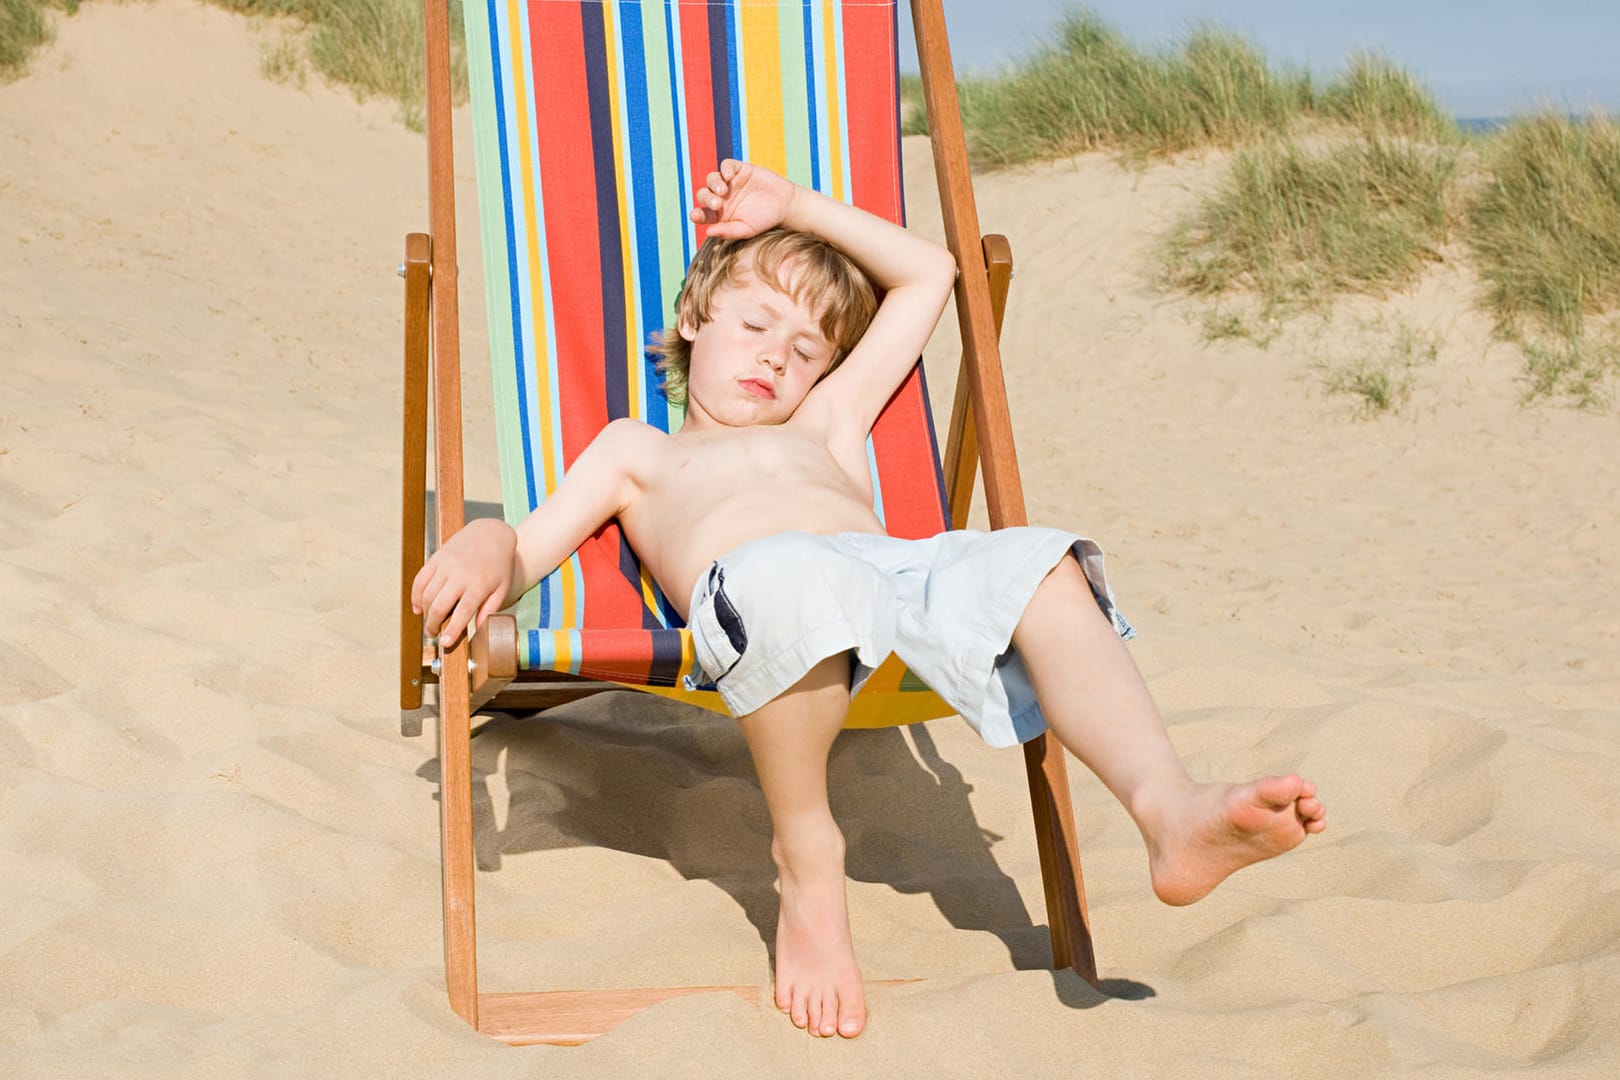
[{"xmin": 738, "ymin": 377, "xmax": 776, "ymax": 400}]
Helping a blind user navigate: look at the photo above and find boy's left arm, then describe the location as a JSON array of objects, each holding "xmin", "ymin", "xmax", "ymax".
[{"xmin": 693, "ymin": 160, "xmax": 958, "ymax": 438}]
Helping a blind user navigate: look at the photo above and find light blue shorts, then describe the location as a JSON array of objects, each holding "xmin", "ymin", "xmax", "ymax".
[{"xmin": 682, "ymin": 528, "xmax": 1135, "ymax": 748}]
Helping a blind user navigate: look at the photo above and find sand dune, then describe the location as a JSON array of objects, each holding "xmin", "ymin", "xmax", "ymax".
[{"xmin": 3, "ymin": 2, "xmax": 1617, "ymax": 1075}]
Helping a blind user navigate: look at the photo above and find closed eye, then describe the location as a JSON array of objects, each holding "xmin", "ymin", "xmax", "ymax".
[{"xmin": 743, "ymin": 321, "xmax": 764, "ymax": 333}]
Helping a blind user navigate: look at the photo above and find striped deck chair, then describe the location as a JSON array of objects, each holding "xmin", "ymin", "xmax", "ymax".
[{"xmin": 400, "ymin": 0, "xmax": 1099, "ymax": 1045}]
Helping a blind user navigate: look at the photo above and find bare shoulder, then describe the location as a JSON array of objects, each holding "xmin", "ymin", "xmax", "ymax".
[{"xmin": 570, "ymin": 417, "xmax": 670, "ymax": 491}]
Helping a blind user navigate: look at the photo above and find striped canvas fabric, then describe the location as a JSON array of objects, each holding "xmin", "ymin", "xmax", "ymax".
[{"xmin": 461, "ymin": 0, "xmax": 955, "ymax": 725}]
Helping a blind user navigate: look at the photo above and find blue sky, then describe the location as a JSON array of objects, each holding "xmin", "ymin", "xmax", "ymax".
[{"xmin": 897, "ymin": 1, "xmax": 1620, "ymax": 119}]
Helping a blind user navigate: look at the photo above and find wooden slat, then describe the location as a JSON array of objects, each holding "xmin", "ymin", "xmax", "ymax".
[
  {"xmin": 911, "ymin": 2, "xmax": 1026, "ymax": 531},
  {"xmin": 942, "ymin": 234, "xmax": 1013, "ymax": 530},
  {"xmin": 400, "ymin": 233, "xmax": 432, "ymax": 709},
  {"xmin": 423, "ymin": 0, "xmax": 478, "ymax": 1028},
  {"xmin": 911, "ymin": 0, "xmax": 1097, "ymax": 988}
]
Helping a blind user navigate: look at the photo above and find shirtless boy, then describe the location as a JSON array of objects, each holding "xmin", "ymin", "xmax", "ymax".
[{"xmin": 411, "ymin": 159, "xmax": 1326, "ymax": 1040}]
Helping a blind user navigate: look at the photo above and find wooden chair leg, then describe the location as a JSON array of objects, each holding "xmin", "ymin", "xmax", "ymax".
[
  {"xmin": 1023, "ymin": 735, "xmax": 1098, "ymax": 982},
  {"xmin": 438, "ymin": 639, "xmax": 480, "ymax": 1026},
  {"xmin": 935, "ymin": 226, "xmax": 1100, "ymax": 986},
  {"xmin": 400, "ymin": 233, "xmax": 432, "ymax": 710}
]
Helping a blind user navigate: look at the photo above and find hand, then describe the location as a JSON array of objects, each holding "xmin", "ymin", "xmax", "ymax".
[
  {"xmin": 688, "ymin": 159, "xmax": 797, "ymax": 240},
  {"xmin": 410, "ymin": 518, "xmax": 518, "ymax": 649}
]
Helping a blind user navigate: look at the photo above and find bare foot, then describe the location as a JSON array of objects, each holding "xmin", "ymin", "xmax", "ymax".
[
  {"xmin": 1143, "ymin": 775, "xmax": 1326, "ymax": 906},
  {"xmin": 770, "ymin": 829, "xmax": 866, "ymax": 1038}
]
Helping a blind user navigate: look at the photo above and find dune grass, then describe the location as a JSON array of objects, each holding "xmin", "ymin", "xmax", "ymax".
[
  {"xmin": 938, "ymin": 9, "xmax": 1314, "ymax": 164},
  {"xmin": 0, "ymin": 0, "xmax": 65, "ymax": 81},
  {"xmin": 1158, "ymin": 136, "xmax": 1459, "ymax": 314},
  {"xmin": 1466, "ymin": 112, "xmax": 1620, "ymax": 404},
  {"xmin": 1313, "ymin": 318, "xmax": 1439, "ymax": 417},
  {"xmin": 1318, "ymin": 52, "xmax": 1458, "ymax": 143},
  {"xmin": 221, "ymin": 0, "xmax": 466, "ymax": 130}
]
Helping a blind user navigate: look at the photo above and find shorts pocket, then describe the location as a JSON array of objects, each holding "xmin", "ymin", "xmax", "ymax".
[{"xmin": 692, "ymin": 564, "xmax": 748, "ymax": 681}]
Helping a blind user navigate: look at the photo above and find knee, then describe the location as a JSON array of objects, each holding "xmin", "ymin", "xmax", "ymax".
[{"xmin": 1033, "ymin": 553, "xmax": 1090, "ymax": 607}]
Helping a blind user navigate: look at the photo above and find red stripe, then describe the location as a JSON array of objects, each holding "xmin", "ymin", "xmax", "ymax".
[
  {"xmin": 530, "ymin": 5, "xmax": 647, "ymax": 633},
  {"xmin": 872, "ymin": 371, "xmax": 947, "ymax": 539},
  {"xmin": 842, "ymin": 4, "xmax": 900, "ymax": 223},
  {"xmin": 576, "ymin": 630, "xmax": 662, "ymax": 681},
  {"xmin": 841, "ymin": 5, "xmax": 946, "ymax": 539},
  {"xmin": 531, "ymin": 1, "xmax": 606, "ymax": 471},
  {"xmin": 579, "ymin": 525, "xmax": 650, "ymax": 644},
  {"xmin": 679, "ymin": 8, "xmax": 719, "ymax": 241}
]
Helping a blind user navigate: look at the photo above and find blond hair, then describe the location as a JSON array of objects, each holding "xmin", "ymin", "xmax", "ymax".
[{"xmin": 649, "ymin": 228, "xmax": 877, "ymax": 406}]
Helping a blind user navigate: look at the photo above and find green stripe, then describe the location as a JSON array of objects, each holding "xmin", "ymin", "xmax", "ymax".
[
  {"xmin": 777, "ymin": 1, "xmax": 811, "ymax": 186},
  {"xmin": 461, "ymin": 1, "xmax": 526, "ymax": 526},
  {"xmin": 642, "ymin": 7, "xmax": 687, "ymax": 430}
]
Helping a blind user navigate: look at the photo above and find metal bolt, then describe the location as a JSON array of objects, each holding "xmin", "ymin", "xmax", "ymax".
[
  {"xmin": 397, "ymin": 262, "xmax": 407, "ymax": 278},
  {"xmin": 430, "ymin": 658, "xmax": 442, "ymax": 676}
]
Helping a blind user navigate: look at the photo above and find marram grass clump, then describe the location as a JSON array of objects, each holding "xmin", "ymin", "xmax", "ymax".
[
  {"xmin": 952, "ymin": 9, "xmax": 1314, "ymax": 164},
  {"xmin": 1319, "ymin": 51, "xmax": 1458, "ymax": 142},
  {"xmin": 1, "ymin": 0, "xmax": 62, "ymax": 81},
  {"xmin": 1467, "ymin": 111, "xmax": 1620, "ymax": 404},
  {"xmin": 232, "ymin": 0, "xmax": 466, "ymax": 131},
  {"xmin": 1158, "ymin": 136, "xmax": 1459, "ymax": 315}
]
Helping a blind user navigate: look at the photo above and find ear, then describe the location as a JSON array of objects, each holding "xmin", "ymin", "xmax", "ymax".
[{"xmin": 677, "ymin": 315, "xmax": 698, "ymax": 343}]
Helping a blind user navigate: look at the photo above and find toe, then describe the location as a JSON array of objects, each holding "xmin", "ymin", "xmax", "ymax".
[
  {"xmin": 790, "ymin": 986, "xmax": 809, "ymax": 1030},
  {"xmin": 819, "ymin": 990, "xmax": 839, "ymax": 1037},
  {"xmin": 838, "ymin": 1001, "xmax": 865, "ymax": 1038}
]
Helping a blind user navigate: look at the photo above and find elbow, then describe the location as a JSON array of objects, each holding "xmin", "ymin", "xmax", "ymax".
[{"xmin": 930, "ymin": 246, "xmax": 959, "ymax": 301}]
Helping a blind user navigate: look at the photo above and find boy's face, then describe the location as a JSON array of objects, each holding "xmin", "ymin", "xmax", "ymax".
[{"xmin": 679, "ymin": 260, "xmax": 837, "ymax": 428}]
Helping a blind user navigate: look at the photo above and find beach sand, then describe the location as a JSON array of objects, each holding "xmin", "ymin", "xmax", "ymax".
[{"xmin": 3, "ymin": 3, "xmax": 1618, "ymax": 1075}]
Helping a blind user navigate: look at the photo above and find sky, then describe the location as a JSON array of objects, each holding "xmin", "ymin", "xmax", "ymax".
[{"xmin": 896, "ymin": 1, "xmax": 1620, "ymax": 120}]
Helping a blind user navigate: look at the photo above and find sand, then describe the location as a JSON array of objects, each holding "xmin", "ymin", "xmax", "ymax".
[{"xmin": 3, "ymin": 2, "xmax": 1618, "ymax": 1076}]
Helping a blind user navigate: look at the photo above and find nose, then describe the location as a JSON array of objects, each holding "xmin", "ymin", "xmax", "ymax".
[{"xmin": 758, "ymin": 341, "xmax": 786, "ymax": 374}]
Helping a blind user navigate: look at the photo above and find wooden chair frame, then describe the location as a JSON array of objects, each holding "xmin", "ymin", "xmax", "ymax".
[{"xmin": 398, "ymin": 0, "xmax": 1098, "ymax": 1045}]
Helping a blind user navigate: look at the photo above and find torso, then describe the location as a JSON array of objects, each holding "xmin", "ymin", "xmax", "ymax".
[{"xmin": 617, "ymin": 419, "xmax": 883, "ymax": 616}]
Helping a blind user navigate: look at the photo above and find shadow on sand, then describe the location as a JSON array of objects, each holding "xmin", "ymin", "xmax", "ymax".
[{"xmin": 412, "ymin": 688, "xmax": 1154, "ymax": 1008}]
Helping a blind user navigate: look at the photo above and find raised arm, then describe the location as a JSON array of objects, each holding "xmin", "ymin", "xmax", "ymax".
[
  {"xmin": 412, "ymin": 418, "xmax": 646, "ymax": 647},
  {"xmin": 691, "ymin": 160, "xmax": 958, "ymax": 437}
]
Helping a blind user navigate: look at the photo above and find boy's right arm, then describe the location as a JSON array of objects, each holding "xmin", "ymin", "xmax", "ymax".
[{"xmin": 411, "ymin": 418, "xmax": 647, "ymax": 647}]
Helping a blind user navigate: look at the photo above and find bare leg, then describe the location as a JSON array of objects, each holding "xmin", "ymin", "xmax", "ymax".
[
  {"xmin": 1012, "ymin": 558, "xmax": 1327, "ymax": 905},
  {"xmin": 733, "ymin": 652, "xmax": 866, "ymax": 1038}
]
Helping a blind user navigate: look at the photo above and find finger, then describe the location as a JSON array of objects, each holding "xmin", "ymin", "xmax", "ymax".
[
  {"xmin": 703, "ymin": 170, "xmax": 726, "ymax": 196},
  {"xmin": 476, "ymin": 593, "xmax": 504, "ymax": 632},
  {"xmin": 410, "ymin": 563, "xmax": 427, "ymax": 613},
  {"xmin": 415, "ymin": 568, "xmax": 443, "ymax": 631},
  {"xmin": 423, "ymin": 577, "xmax": 459, "ymax": 637},
  {"xmin": 441, "ymin": 594, "xmax": 481, "ymax": 649},
  {"xmin": 720, "ymin": 158, "xmax": 740, "ymax": 180}
]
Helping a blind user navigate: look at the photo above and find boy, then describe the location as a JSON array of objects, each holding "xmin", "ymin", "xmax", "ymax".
[{"xmin": 411, "ymin": 159, "xmax": 1326, "ymax": 1040}]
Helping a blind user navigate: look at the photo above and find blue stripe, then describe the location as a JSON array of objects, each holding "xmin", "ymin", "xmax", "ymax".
[
  {"xmin": 724, "ymin": 5, "xmax": 743, "ymax": 161},
  {"xmin": 866, "ymin": 437, "xmax": 886, "ymax": 527},
  {"xmin": 618, "ymin": 4, "xmax": 670, "ymax": 435},
  {"xmin": 802, "ymin": 2, "xmax": 820, "ymax": 191},
  {"xmin": 666, "ymin": 1, "xmax": 692, "ymax": 268},
  {"xmin": 913, "ymin": 364, "xmax": 950, "ymax": 523}
]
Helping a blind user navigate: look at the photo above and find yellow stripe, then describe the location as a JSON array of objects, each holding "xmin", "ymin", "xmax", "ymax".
[
  {"xmin": 740, "ymin": 2, "xmax": 786, "ymax": 173},
  {"xmin": 639, "ymin": 562, "xmax": 660, "ymax": 621},
  {"xmin": 820, "ymin": 0, "xmax": 843, "ymax": 202},
  {"xmin": 600, "ymin": 3, "xmax": 643, "ymax": 421}
]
